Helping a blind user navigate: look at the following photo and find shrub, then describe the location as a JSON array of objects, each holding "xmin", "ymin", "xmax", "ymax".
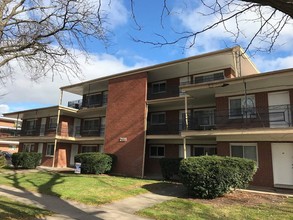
[
  {"xmin": 74, "ymin": 152, "xmax": 113, "ymax": 174},
  {"xmin": 0, "ymin": 155, "xmax": 6, "ymax": 168},
  {"xmin": 179, "ymin": 156, "xmax": 257, "ymax": 199},
  {"xmin": 11, "ymin": 152, "xmax": 42, "ymax": 169},
  {"xmin": 159, "ymin": 158, "xmax": 182, "ymax": 180}
]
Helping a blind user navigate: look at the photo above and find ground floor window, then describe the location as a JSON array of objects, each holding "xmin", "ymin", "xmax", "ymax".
[
  {"xmin": 81, "ymin": 145, "xmax": 100, "ymax": 153},
  {"xmin": 46, "ymin": 143, "xmax": 55, "ymax": 156},
  {"xmin": 150, "ymin": 145, "xmax": 165, "ymax": 158},
  {"xmin": 230, "ymin": 143, "xmax": 258, "ymax": 163},
  {"xmin": 23, "ymin": 143, "xmax": 35, "ymax": 152},
  {"xmin": 193, "ymin": 145, "xmax": 217, "ymax": 156}
]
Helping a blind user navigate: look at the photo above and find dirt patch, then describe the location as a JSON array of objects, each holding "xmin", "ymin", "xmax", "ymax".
[{"xmin": 189, "ymin": 190, "xmax": 287, "ymax": 207}]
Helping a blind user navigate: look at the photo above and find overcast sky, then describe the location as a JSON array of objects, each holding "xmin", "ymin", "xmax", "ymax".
[{"xmin": 1, "ymin": 0, "xmax": 293, "ymax": 115}]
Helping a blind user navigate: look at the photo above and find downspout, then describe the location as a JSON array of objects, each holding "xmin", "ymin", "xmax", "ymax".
[
  {"xmin": 184, "ymin": 95, "xmax": 189, "ymax": 159},
  {"xmin": 52, "ymin": 89, "xmax": 63, "ymax": 167}
]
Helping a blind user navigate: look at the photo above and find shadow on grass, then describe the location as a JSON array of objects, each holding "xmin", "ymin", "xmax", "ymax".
[
  {"xmin": 0, "ymin": 170, "xmax": 105, "ymax": 219},
  {"xmin": 142, "ymin": 181, "xmax": 188, "ymax": 198}
]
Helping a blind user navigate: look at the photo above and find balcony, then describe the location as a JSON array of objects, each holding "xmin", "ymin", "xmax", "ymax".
[{"xmin": 184, "ymin": 104, "xmax": 293, "ymax": 131}]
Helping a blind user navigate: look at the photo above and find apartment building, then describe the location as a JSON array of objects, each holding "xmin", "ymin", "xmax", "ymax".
[
  {"xmin": 0, "ymin": 117, "xmax": 20, "ymax": 153},
  {"xmin": 3, "ymin": 46, "xmax": 293, "ymax": 189}
]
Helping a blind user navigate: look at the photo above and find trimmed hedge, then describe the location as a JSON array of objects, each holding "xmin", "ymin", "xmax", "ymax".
[
  {"xmin": 0, "ymin": 155, "xmax": 5, "ymax": 168},
  {"xmin": 159, "ymin": 158, "xmax": 182, "ymax": 180},
  {"xmin": 179, "ymin": 156, "xmax": 257, "ymax": 199},
  {"xmin": 11, "ymin": 152, "xmax": 42, "ymax": 169},
  {"xmin": 74, "ymin": 152, "xmax": 114, "ymax": 174}
]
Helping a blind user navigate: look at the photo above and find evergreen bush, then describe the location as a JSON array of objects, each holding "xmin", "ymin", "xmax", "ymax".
[
  {"xmin": 179, "ymin": 156, "xmax": 257, "ymax": 199},
  {"xmin": 74, "ymin": 152, "xmax": 113, "ymax": 174},
  {"xmin": 11, "ymin": 152, "xmax": 42, "ymax": 169}
]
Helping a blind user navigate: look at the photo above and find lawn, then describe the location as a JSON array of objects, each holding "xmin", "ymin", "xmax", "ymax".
[
  {"xmin": 0, "ymin": 169, "xmax": 161, "ymax": 205},
  {"xmin": 137, "ymin": 191, "xmax": 293, "ymax": 220},
  {"xmin": 0, "ymin": 195, "xmax": 52, "ymax": 220}
]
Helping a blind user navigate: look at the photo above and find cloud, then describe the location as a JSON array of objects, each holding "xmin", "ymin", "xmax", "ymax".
[
  {"xmin": 253, "ymin": 55, "xmax": 293, "ymax": 72},
  {"xmin": 0, "ymin": 52, "xmax": 154, "ymax": 112},
  {"xmin": 0, "ymin": 104, "xmax": 9, "ymax": 115},
  {"xmin": 171, "ymin": 1, "xmax": 293, "ymax": 71}
]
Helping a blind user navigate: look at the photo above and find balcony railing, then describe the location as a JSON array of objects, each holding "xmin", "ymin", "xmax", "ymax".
[
  {"xmin": 147, "ymin": 105, "xmax": 293, "ymax": 135},
  {"xmin": 184, "ymin": 104, "xmax": 293, "ymax": 131}
]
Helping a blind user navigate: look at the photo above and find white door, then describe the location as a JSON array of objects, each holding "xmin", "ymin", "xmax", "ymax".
[
  {"xmin": 268, "ymin": 91, "xmax": 291, "ymax": 128},
  {"xmin": 271, "ymin": 143, "xmax": 293, "ymax": 188},
  {"xmin": 70, "ymin": 144, "xmax": 79, "ymax": 166},
  {"xmin": 38, "ymin": 143, "xmax": 43, "ymax": 154}
]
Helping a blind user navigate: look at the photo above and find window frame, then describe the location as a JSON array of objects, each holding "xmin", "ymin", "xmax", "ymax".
[
  {"xmin": 26, "ymin": 119, "xmax": 37, "ymax": 130},
  {"xmin": 151, "ymin": 112, "xmax": 166, "ymax": 125},
  {"xmin": 193, "ymin": 108, "xmax": 215, "ymax": 128},
  {"xmin": 46, "ymin": 143, "xmax": 55, "ymax": 157},
  {"xmin": 230, "ymin": 143, "xmax": 258, "ymax": 165},
  {"xmin": 193, "ymin": 145, "xmax": 217, "ymax": 156},
  {"xmin": 228, "ymin": 95, "xmax": 256, "ymax": 119},
  {"xmin": 83, "ymin": 118, "xmax": 100, "ymax": 131},
  {"xmin": 152, "ymin": 81, "xmax": 167, "ymax": 94},
  {"xmin": 193, "ymin": 71, "xmax": 224, "ymax": 84},
  {"xmin": 23, "ymin": 143, "xmax": 35, "ymax": 152},
  {"xmin": 81, "ymin": 145, "xmax": 100, "ymax": 153},
  {"xmin": 48, "ymin": 117, "xmax": 57, "ymax": 130},
  {"xmin": 149, "ymin": 145, "xmax": 165, "ymax": 158}
]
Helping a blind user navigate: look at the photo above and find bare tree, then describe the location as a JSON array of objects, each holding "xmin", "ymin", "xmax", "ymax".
[
  {"xmin": 0, "ymin": 0, "xmax": 109, "ymax": 82},
  {"xmin": 132, "ymin": 0, "xmax": 293, "ymax": 54}
]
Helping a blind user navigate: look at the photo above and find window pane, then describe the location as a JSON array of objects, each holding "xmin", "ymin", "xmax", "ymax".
[
  {"xmin": 150, "ymin": 147, "xmax": 157, "ymax": 156},
  {"xmin": 159, "ymin": 83, "xmax": 166, "ymax": 92},
  {"xmin": 157, "ymin": 147, "xmax": 165, "ymax": 157},
  {"xmin": 230, "ymin": 99, "xmax": 242, "ymax": 117},
  {"xmin": 151, "ymin": 113, "xmax": 165, "ymax": 124},
  {"xmin": 204, "ymin": 147, "xmax": 217, "ymax": 156},
  {"xmin": 244, "ymin": 146, "xmax": 257, "ymax": 161},
  {"xmin": 231, "ymin": 146, "xmax": 243, "ymax": 158}
]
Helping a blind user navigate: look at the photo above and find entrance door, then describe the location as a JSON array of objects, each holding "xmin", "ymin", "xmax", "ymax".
[
  {"xmin": 271, "ymin": 143, "xmax": 293, "ymax": 188},
  {"xmin": 70, "ymin": 144, "xmax": 79, "ymax": 166},
  {"xmin": 268, "ymin": 91, "xmax": 291, "ymax": 128}
]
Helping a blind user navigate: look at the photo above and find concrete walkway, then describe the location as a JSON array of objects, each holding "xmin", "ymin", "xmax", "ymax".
[{"xmin": 0, "ymin": 183, "xmax": 185, "ymax": 220}]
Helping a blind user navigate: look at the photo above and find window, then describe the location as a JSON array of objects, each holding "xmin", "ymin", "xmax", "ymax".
[
  {"xmin": 230, "ymin": 144, "xmax": 257, "ymax": 163},
  {"xmin": 150, "ymin": 145, "xmax": 165, "ymax": 158},
  {"xmin": 26, "ymin": 119, "xmax": 36, "ymax": 130},
  {"xmin": 49, "ymin": 117, "xmax": 57, "ymax": 130},
  {"xmin": 194, "ymin": 72, "xmax": 224, "ymax": 84},
  {"xmin": 23, "ymin": 143, "xmax": 34, "ymax": 152},
  {"xmin": 46, "ymin": 143, "xmax": 54, "ymax": 156},
  {"xmin": 83, "ymin": 118, "xmax": 100, "ymax": 131},
  {"xmin": 193, "ymin": 146, "xmax": 217, "ymax": 156},
  {"xmin": 151, "ymin": 112, "xmax": 166, "ymax": 125},
  {"xmin": 193, "ymin": 109, "xmax": 215, "ymax": 130},
  {"xmin": 84, "ymin": 93, "xmax": 102, "ymax": 107},
  {"xmin": 229, "ymin": 95, "xmax": 256, "ymax": 118},
  {"xmin": 152, "ymin": 81, "xmax": 166, "ymax": 94},
  {"xmin": 102, "ymin": 91, "xmax": 108, "ymax": 106},
  {"xmin": 179, "ymin": 76, "xmax": 190, "ymax": 96},
  {"xmin": 81, "ymin": 145, "xmax": 99, "ymax": 153}
]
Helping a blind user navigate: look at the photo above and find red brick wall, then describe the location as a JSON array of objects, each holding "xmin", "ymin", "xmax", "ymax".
[
  {"xmin": 144, "ymin": 144, "xmax": 179, "ymax": 175},
  {"xmin": 0, "ymin": 120, "xmax": 15, "ymax": 128},
  {"xmin": 217, "ymin": 142, "xmax": 274, "ymax": 187},
  {"xmin": 0, "ymin": 144, "xmax": 18, "ymax": 153},
  {"xmin": 104, "ymin": 72, "xmax": 148, "ymax": 177},
  {"xmin": 42, "ymin": 143, "xmax": 53, "ymax": 167},
  {"xmin": 58, "ymin": 116, "xmax": 75, "ymax": 137}
]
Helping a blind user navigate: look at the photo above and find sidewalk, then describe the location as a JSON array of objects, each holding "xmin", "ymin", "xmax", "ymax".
[{"xmin": 0, "ymin": 183, "xmax": 186, "ymax": 220}]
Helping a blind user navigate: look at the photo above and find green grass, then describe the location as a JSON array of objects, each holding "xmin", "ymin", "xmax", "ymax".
[
  {"xmin": 137, "ymin": 197, "xmax": 293, "ymax": 220},
  {"xmin": 0, "ymin": 195, "xmax": 52, "ymax": 220},
  {"xmin": 0, "ymin": 170, "xmax": 161, "ymax": 205}
]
